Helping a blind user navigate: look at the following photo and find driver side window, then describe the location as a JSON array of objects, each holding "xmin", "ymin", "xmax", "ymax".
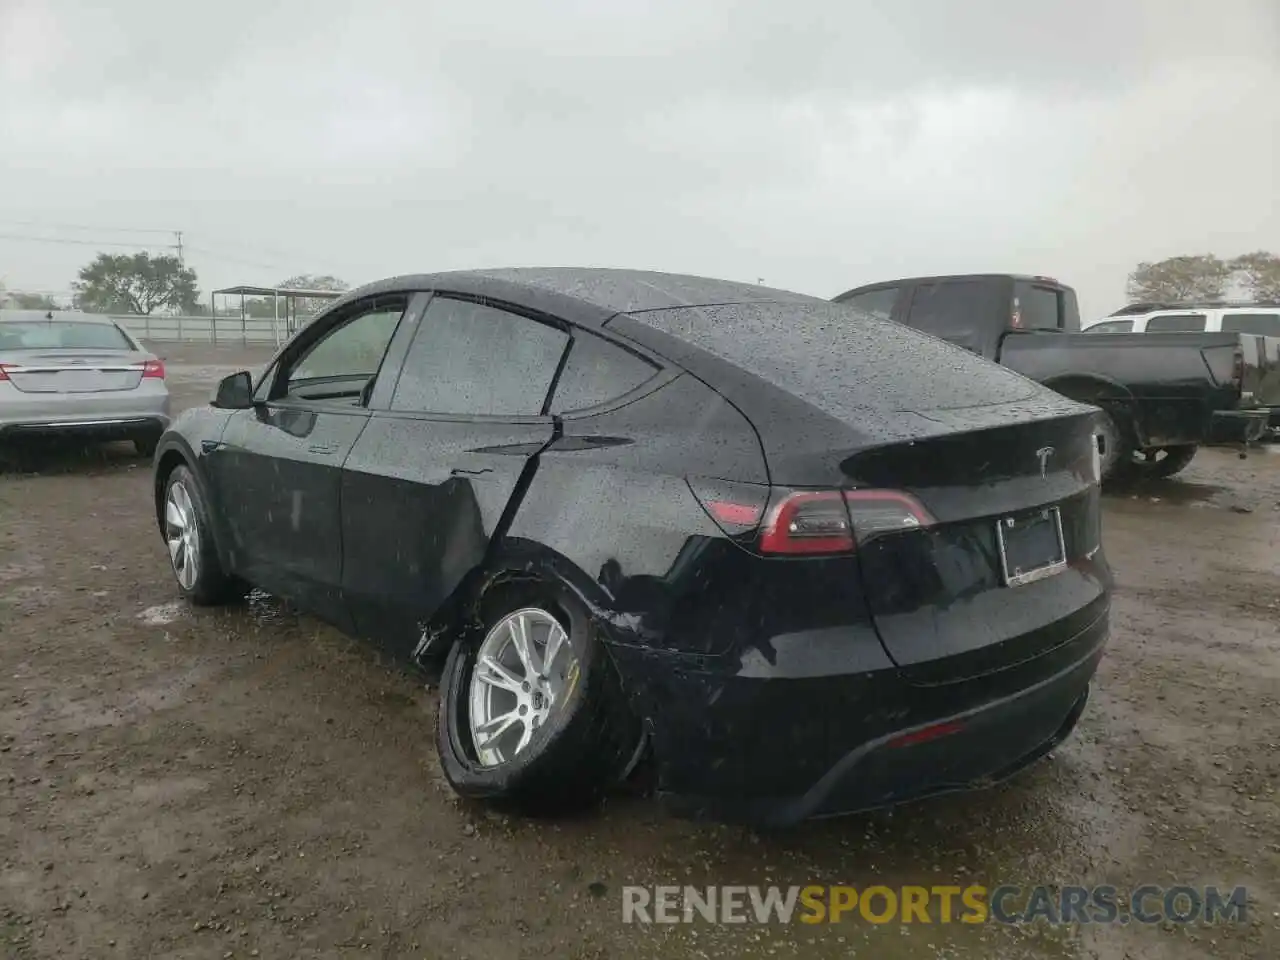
[{"xmin": 283, "ymin": 302, "xmax": 405, "ymax": 401}]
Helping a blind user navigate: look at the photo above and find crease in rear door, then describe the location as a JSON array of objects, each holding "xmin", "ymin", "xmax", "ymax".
[{"xmin": 337, "ymin": 408, "xmax": 561, "ymax": 657}]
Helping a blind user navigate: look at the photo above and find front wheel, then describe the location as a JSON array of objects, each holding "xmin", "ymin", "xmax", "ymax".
[
  {"xmin": 161, "ymin": 465, "xmax": 245, "ymax": 605},
  {"xmin": 435, "ymin": 582, "xmax": 639, "ymax": 816}
]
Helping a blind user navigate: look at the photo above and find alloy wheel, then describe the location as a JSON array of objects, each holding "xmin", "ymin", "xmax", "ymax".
[
  {"xmin": 164, "ymin": 482, "xmax": 200, "ymax": 590},
  {"xmin": 467, "ymin": 607, "xmax": 580, "ymax": 767}
]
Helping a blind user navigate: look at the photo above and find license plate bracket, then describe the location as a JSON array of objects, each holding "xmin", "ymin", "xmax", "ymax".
[{"xmin": 995, "ymin": 506, "xmax": 1067, "ymax": 587}]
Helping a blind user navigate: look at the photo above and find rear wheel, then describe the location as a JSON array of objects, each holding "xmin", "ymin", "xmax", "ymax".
[
  {"xmin": 162, "ymin": 465, "xmax": 244, "ymax": 605},
  {"xmin": 1129, "ymin": 445, "xmax": 1197, "ymax": 479},
  {"xmin": 435, "ymin": 582, "xmax": 639, "ymax": 816}
]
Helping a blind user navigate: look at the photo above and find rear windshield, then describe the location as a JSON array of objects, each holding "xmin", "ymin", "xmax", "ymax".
[
  {"xmin": 0, "ymin": 321, "xmax": 133, "ymax": 351},
  {"xmin": 629, "ymin": 301, "xmax": 1039, "ymax": 419},
  {"xmin": 1221, "ymin": 313, "xmax": 1280, "ymax": 336}
]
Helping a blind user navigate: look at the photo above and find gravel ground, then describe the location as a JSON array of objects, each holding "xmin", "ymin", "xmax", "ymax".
[{"xmin": 1, "ymin": 343, "xmax": 1278, "ymax": 959}]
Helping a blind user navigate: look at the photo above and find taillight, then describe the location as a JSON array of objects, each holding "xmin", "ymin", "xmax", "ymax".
[
  {"xmin": 0, "ymin": 364, "xmax": 10, "ymax": 382},
  {"xmin": 759, "ymin": 488, "xmax": 935, "ymax": 556},
  {"xmin": 141, "ymin": 359, "xmax": 165, "ymax": 379},
  {"xmin": 688, "ymin": 480, "xmax": 935, "ymax": 555},
  {"xmin": 1202, "ymin": 344, "xmax": 1244, "ymax": 389},
  {"xmin": 760, "ymin": 490, "xmax": 854, "ymax": 554}
]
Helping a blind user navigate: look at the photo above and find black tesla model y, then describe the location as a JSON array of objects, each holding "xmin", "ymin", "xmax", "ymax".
[{"xmin": 152, "ymin": 268, "xmax": 1111, "ymax": 826}]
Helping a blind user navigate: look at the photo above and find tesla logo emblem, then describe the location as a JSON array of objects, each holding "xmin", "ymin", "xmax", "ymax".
[{"xmin": 1035, "ymin": 446, "xmax": 1054, "ymax": 478}]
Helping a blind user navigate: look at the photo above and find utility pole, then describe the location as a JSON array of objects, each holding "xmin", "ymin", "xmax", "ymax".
[{"xmin": 174, "ymin": 230, "xmax": 184, "ymax": 267}]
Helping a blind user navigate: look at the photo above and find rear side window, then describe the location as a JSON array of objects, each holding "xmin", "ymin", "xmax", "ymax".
[
  {"xmin": 0, "ymin": 321, "xmax": 132, "ymax": 350},
  {"xmin": 1222, "ymin": 313, "xmax": 1280, "ymax": 336},
  {"xmin": 838, "ymin": 287, "xmax": 900, "ymax": 320},
  {"xmin": 550, "ymin": 332, "xmax": 658, "ymax": 413},
  {"xmin": 1014, "ymin": 285, "xmax": 1063, "ymax": 330},
  {"xmin": 1145, "ymin": 313, "xmax": 1206, "ymax": 332},
  {"xmin": 1083, "ymin": 320, "xmax": 1134, "ymax": 333},
  {"xmin": 391, "ymin": 297, "xmax": 568, "ymax": 416}
]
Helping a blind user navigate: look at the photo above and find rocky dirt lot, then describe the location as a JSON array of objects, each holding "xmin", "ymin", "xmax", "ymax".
[{"xmin": 1, "ymin": 342, "xmax": 1278, "ymax": 960}]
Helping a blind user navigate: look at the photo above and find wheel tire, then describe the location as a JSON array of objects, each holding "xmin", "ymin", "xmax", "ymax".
[
  {"xmin": 1093, "ymin": 406, "xmax": 1133, "ymax": 482},
  {"xmin": 1130, "ymin": 445, "xmax": 1197, "ymax": 480},
  {"xmin": 161, "ymin": 465, "xmax": 244, "ymax": 606},
  {"xmin": 436, "ymin": 581, "xmax": 640, "ymax": 816},
  {"xmin": 134, "ymin": 434, "xmax": 160, "ymax": 458}
]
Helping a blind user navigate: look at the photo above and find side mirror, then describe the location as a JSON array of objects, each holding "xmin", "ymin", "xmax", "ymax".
[{"xmin": 212, "ymin": 370, "xmax": 255, "ymax": 409}]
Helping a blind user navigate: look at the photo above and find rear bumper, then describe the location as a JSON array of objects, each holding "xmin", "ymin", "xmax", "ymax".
[
  {"xmin": 1208, "ymin": 409, "xmax": 1268, "ymax": 444},
  {"xmin": 0, "ymin": 384, "xmax": 170, "ymax": 440},
  {"xmin": 0, "ymin": 415, "xmax": 169, "ymax": 440},
  {"xmin": 616, "ymin": 609, "xmax": 1107, "ymax": 828}
]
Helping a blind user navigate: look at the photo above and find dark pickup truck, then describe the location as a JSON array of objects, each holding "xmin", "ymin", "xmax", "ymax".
[{"xmin": 832, "ymin": 274, "xmax": 1276, "ymax": 480}]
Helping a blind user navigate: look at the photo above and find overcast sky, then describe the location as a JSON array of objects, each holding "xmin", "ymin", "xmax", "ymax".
[{"xmin": 2, "ymin": 0, "xmax": 1277, "ymax": 319}]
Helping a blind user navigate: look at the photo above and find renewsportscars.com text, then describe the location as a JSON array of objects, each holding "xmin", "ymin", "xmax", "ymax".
[{"xmin": 621, "ymin": 884, "xmax": 1248, "ymax": 926}]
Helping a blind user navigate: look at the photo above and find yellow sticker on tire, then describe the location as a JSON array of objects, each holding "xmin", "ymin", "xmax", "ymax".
[{"xmin": 562, "ymin": 661, "xmax": 581, "ymax": 704}]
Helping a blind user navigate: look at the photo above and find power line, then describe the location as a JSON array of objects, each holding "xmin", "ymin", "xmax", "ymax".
[
  {"xmin": 1, "ymin": 226, "xmax": 334, "ymax": 281},
  {"xmin": 0, "ymin": 232, "xmax": 178, "ymax": 249},
  {"xmin": 0, "ymin": 219, "xmax": 176, "ymax": 235}
]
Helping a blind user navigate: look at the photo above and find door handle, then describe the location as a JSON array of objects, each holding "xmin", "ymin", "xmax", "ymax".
[
  {"xmin": 450, "ymin": 467, "xmax": 493, "ymax": 477},
  {"xmin": 308, "ymin": 443, "xmax": 339, "ymax": 454}
]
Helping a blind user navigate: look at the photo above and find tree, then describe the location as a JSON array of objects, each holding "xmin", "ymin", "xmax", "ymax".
[
  {"xmin": 10, "ymin": 292, "xmax": 58, "ymax": 310},
  {"xmin": 278, "ymin": 274, "xmax": 348, "ymax": 316},
  {"xmin": 72, "ymin": 252, "xmax": 200, "ymax": 315},
  {"xmin": 1230, "ymin": 251, "xmax": 1280, "ymax": 301},
  {"xmin": 1125, "ymin": 255, "xmax": 1232, "ymax": 304}
]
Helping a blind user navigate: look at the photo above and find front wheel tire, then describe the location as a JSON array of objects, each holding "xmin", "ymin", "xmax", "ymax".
[
  {"xmin": 162, "ymin": 465, "xmax": 244, "ymax": 606},
  {"xmin": 435, "ymin": 582, "xmax": 639, "ymax": 816}
]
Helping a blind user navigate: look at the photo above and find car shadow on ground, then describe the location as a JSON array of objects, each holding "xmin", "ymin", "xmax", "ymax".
[
  {"xmin": 1101, "ymin": 473, "xmax": 1221, "ymax": 505},
  {"xmin": 0, "ymin": 438, "xmax": 150, "ymax": 476}
]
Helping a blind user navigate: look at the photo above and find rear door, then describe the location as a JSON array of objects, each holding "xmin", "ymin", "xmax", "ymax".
[
  {"xmin": 340, "ymin": 294, "xmax": 570, "ymax": 657},
  {"xmin": 209, "ymin": 294, "xmax": 412, "ymax": 625}
]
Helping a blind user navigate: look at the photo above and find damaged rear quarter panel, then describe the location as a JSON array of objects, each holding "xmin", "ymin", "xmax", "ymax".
[{"xmin": 501, "ymin": 373, "xmax": 769, "ymax": 658}]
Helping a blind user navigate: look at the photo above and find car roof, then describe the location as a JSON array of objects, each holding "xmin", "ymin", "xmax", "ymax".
[
  {"xmin": 338, "ymin": 268, "xmax": 824, "ymax": 327},
  {"xmin": 0, "ymin": 309, "xmax": 117, "ymax": 324},
  {"xmin": 833, "ymin": 273, "xmax": 1066, "ymax": 300},
  {"xmin": 1109, "ymin": 301, "xmax": 1280, "ymax": 317}
]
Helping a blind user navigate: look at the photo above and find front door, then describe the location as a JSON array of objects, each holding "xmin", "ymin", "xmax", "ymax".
[
  {"xmin": 340, "ymin": 294, "xmax": 570, "ymax": 657},
  {"xmin": 209, "ymin": 295, "xmax": 413, "ymax": 626}
]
